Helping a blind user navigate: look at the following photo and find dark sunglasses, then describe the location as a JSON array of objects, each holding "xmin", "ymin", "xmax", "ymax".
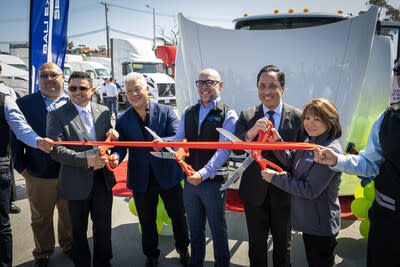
[
  {"xmin": 68, "ymin": 86, "xmax": 91, "ymax": 92},
  {"xmin": 39, "ymin": 73, "xmax": 62, "ymax": 80}
]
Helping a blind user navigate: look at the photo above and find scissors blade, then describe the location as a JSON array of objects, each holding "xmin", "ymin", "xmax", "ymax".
[
  {"xmin": 144, "ymin": 126, "xmax": 175, "ymax": 154},
  {"xmin": 150, "ymin": 151, "xmax": 176, "ymax": 159},
  {"xmin": 220, "ymin": 155, "xmax": 255, "ymax": 191},
  {"xmin": 216, "ymin": 128, "xmax": 251, "ymax": 154}
]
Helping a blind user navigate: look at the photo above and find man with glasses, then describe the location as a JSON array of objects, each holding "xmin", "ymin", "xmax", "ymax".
[
  {"xmin": 235, "ymin": 65, "xmax": 303, "ymax": 267},
  {"xmin": 47, "ymin": 71, "xmax": 118, "ymax": 267},
  {"xmin": 112, "ymin": 72, "xmax": 190, "ymax": 267},
  {"xmin": 10, "ymin": 62, "xmax": 72, "ymax": 267},
  {"xmin": 174, "ymin": 68, "xmax": 238, "ymax": 267},
  {"xmin": 0, "ymin": 63, "xmax": 54, "ymax": 267}
]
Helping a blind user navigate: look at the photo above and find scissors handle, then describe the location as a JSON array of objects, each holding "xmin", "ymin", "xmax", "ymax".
[
  {"xmin": 251, "ymin": 122, "xmax": 283, "ymax": 173},
  {"xmin": 174, "ymin": 152, "xmax": 195, "ymax": 176},
  {"xmin": 99, "ymin": 135, "xmax": 118, "ymax": 172}
]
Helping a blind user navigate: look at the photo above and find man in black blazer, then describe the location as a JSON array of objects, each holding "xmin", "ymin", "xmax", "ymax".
[
  {"xmin": 47, "ymin": 71, "xmax": 118, "ymax": 267},
  {"xmin": 235, "ymin": 65, "xmax": 303, "ymax": 267}
]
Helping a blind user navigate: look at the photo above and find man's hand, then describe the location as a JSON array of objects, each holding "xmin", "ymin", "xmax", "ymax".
[
  {"xmin": 246, "ymin": 117, "xmax": 270, "ymax": 140},
  {"xmin": 106, "ymin": 129, "xmax": 119, "ymax": 141},
  {"xmin": 268, "ymin": 128, "xmax": 281, "ymax": 142},
  {"xmin": 261, "ymin": 169, "xmax": 287, "ymax": 182},
  {"xmin": 152, "ymin": 138, "xmax": 162, "ymax": 152},
  {"xmin": 107, "ymin": 154, "xmax": 119, "ymax": 169},
  {"xmin": 187, "ymin": 172, "xmax": 202, "ymax": 186},
  {"xmin": 37, "ymin": 137, "xmax": 54, "ymax": 153},
  {"xmin": 100, "ymin": 99, "xmax": 104, "ymax": 104},
  {"xmin": 87, "ymin": 155, "xmax": 108, "ymax": 169},
  {"xmin": 313, "ymin": 146, "xmax": 338, "ymax": 166}
]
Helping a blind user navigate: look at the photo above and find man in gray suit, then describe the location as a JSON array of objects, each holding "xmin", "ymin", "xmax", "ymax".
[
  {"xmin": 47, "ymin": 71, "xmax": 118, "ymax": 267},
  {"xmin": 235, "ymin": 65, "xmax": 303, "ymax": 267}
]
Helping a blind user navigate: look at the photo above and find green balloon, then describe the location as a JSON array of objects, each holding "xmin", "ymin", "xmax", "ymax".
[
  {"xmin": 129, "ymin": 198, "xmax": 138, "ymax": 216},
  {"xmin": 354, "ymin": 185, "xmax": 364, "ymax": 199},
  {"xmin": 359, "ymin": 219, "xmax": 370, "ymax": 238},
  {"xmin": 363, "ymin": 181, "xmax": 375, "ymax": 201},
  {"xmin": 157, "ymin": 200, "xmax": 172, "ymax": 225},
  {"xmin": 157, "ymin": 221, "xmax": 164, "ymax": 234},
  {"xmin": 351, "ymin": 198, "xmax": 372, "ymax": 219}
]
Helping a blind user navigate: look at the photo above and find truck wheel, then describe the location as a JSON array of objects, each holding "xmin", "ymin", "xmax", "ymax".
[{"xmin": 91, "ymin": 92, "xmax": 100, "ymax": 103}]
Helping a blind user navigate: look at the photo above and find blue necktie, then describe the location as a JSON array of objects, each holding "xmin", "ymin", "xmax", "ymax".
[{"xmin": 266, "ymin": 110, "xmax": 275, "ymax": 127}]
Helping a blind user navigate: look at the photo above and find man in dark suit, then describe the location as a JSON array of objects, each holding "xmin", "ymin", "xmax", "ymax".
[
  {"xmin": 112, "ymin": 72, "xmax": 189, "ymax": 267},
  {"xmin": 10, "ymin": 62, "xmax": 72, "ymax": 267},
  {"xmin": 47, "ymin": 71, "xmax": 118, "ymax": 267},
  {"xmin": 235, "ymin": 65, "xmax": 302, "ymax": 267}
]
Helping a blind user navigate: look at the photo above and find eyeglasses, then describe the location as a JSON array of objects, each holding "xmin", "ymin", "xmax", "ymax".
[
  {"xmin": 39, "ymin": 73, "xmax": 62, "ymax": 80},
  {"xmin": 68, "ymin": 86, "xmax": 91, "ymax": 92},
  {"xmin": 195, "ymin": 80, "xmax": 220, "ymax": 88}
]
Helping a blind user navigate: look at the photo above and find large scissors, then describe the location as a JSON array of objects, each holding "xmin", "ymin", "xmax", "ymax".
[
  {"xmin": 145, "ymin": 126, "xmax": 196, "ymax": 176},
  {"xmin": 217, "ymin": 122, "xmax": 282, "ymax": 191}
]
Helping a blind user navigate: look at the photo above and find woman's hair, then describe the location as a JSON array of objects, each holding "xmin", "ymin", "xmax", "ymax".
[{"xmin": 301, "ymin": 97, "xmax": 342, "ymax": 139}]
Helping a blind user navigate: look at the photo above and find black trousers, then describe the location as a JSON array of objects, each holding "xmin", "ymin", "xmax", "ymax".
[
  {"xmin": 0, "ymin": 172, "xmax": 11, "ymax": 267},
  {"xmin": 68, "ymin": 172, "xmax": 113, "ymax": 267},
  {"xmin": 367, "ymin": 201, "xmax": 400, "ymax": 267},
  {"xmin": 134, "ymin": 177, "xmax": 189, "ymax": 259},
  {"xmin": 243, "ymin": 185, "xmax": 292, "ymax": 267},
  {"xmin": 302, "ymin": 233, "xmax": 337, "ymax": 267}
]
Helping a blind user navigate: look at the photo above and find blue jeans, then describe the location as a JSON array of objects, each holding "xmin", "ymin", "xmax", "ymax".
[
  {"xmin": 103, "ymin": 97, "xmax": 118, "ymax": 117},
  {"xmin": 183, "ymin": 180, "xmax": 229, "ymax": 267},
  {"xmin": 0, "ymin": 172, "xmax": 12, "ymax": 267}
]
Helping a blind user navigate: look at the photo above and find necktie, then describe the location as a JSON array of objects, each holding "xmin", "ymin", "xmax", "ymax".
[
  {"xmin": 81, "ymin": 109, "xmax": 96, "ymax": 140},
  {"xmin": 266, "ymin": 110, "xmax": 275, "ymax": 127}
]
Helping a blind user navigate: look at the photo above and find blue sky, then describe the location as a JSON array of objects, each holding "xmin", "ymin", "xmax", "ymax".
[{"xmin": 0, "ymin": 0, "xmax": 398, "ymax": 53}]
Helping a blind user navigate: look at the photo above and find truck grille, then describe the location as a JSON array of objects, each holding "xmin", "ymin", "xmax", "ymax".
[{"xmin": 157, "ymin": 83, "xmax": 175, "ymax": 97}]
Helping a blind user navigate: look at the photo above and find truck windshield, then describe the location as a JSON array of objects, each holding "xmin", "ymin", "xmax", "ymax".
[
  {"xmin": 95, "ymin": 68, "xmax": 109, "ymax": 77},
  {"xmin": 63, "ymin": 67, "xmax": 72, "ymax": 76},
  {"xmin": 235, "ymin": 16, "xmax": 347, "ymax": 30},
  {"xmin": 380, "ymin": 25, "xmax": 399, "ymax": 59},
  {"xmin": 9, "ymin": 64, "xmax": 28, "ymax": 71},
  {"xmin": 123, "ymin": 62, "xmax": 164, "ymax": 74}
]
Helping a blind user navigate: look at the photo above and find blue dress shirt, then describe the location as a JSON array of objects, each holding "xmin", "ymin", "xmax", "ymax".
[
  {"xmin": 174, "ymin": 97, "xmax": 238, "ymax": 180},
  {"xmin": 1, "ymin": 82, "xmax": 39, "ymax": 148},
  {"xmin": 332, "ymin": 112, "xmax": 385, "ymax": 177}
]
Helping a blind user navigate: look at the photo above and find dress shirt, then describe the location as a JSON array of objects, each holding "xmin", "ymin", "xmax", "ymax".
[
  {"xmin": 331, "ymin": 112, "xmax": 385, "ymax": 177},
  {"xmin": 100, "ymin": 82, "xmax": 118, "ymax": 100},
  {"xmin": 72, "ymin": 102, "xmax": 97, "ymax": 141},
  {"xmin": 174, "ymin": 97, "xmax": 238, "ymax": 180},
  {"xmin": 41, "ymin": 91, "xmax": 69, "ymax": 112},
  {"xmin": 1, "ymin": 82, "xmax": 39, "ymax": 148}
]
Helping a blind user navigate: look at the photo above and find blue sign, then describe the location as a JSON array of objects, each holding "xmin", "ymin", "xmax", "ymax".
[{"xmin": 29, "ymin": 0, "xmax": 69, "ymax": 93}]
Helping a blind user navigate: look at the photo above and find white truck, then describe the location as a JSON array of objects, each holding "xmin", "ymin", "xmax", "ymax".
[
  {"xmin": 176, "ymin": 7, "xmax": 396, "ymax": 195},
  {"xmin": 111, "ymin": 38, "xmax": 176, "ymax": 106},
  {"xmin": 65, "ymin": 56, "xmax": 110, "ymax": 103}
]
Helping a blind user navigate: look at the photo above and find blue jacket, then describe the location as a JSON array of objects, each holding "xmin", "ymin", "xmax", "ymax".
[
  {"xmin": 113, "ymin": 101, "xmax": 183, "ymax": 192},
  {"xmin": 10, "ymin": 92, "xmax": 60, "ymax": 178}
]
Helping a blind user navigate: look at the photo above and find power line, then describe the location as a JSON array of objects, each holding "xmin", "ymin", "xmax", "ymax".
[{"xmin": 67, "ymin": 27, "xmax": 152, "ymax": 41}]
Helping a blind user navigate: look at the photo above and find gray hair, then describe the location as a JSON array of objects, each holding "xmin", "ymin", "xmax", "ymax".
[{"xmin": 125, "ymin": 72, "xmax": 147, "ymax": 86}]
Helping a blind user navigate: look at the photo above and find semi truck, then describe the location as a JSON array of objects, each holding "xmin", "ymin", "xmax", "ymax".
[
  {"xmin": 111, "ymin": 38, "xmax": 176, "ymax": 106},
  {"xmin": 176, "ymin": 6, "xmax": 395, "ymax": 195}
]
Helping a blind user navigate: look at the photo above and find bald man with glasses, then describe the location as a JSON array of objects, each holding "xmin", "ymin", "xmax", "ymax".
[{"xmin": 10, "ymin": 62, "xmax": 72, "ymax": 267}]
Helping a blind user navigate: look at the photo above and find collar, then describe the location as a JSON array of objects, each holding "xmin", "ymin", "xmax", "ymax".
[
  {"xmin": 262, "ymin": 102, "xmax": 282, "ymax": 116},
  {"xmin": 40, "ymin": 91, "xmax": 69, "ymax": 102},
  {"xmin": 71, "ymin": 101, "xmax": 92, "ymax": 114},
  {"xmin": 198, "ymin": 97, "xmax": 220, "ymax": 110},
  {"xmin": 308, "ymin": 131, "xmax": 331, "ymax": 144}
]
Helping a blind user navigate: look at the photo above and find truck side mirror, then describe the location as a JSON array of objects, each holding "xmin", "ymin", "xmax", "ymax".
[{"xmin": 167, "ymin": 66, "xmax": 173, "ymax": 76}]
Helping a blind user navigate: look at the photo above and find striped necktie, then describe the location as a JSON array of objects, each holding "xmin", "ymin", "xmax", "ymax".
[{"xmin": 266, "ymin": 110, "xmax": 275, "ymax": 127}]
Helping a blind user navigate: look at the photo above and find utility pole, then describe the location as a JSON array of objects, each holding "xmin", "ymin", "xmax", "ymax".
[
  {"xmin": 101, "ymin": 2, "xmax": 110, "ymax": 57},
  {"xmin": 146, "ymin": 4, "xmax": 156, "ymax": 51}
]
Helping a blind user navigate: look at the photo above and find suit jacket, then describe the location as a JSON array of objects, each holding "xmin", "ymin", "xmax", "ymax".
[
  {"xmin": 47, "ymin": 101, "xmax": 116, "ymax": 200},
  {"xmin": 113, "ymin": 101, "xmax": 183, "ymax": 192},
  {"xmin": 235, "ymin": 103, "xmax": 303, "ymax": 206},
  {"xmin": 10, "ymin": 92, "xmax": 60, "ymax": 178}
]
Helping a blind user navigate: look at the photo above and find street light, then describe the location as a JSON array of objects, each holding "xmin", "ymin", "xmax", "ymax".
[{"xmin": 146, "ymin": 4, "xmax": 156, "ymax": 51}]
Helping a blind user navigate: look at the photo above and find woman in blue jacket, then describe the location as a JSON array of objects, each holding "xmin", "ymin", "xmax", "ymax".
[{"xmin": 261, "ymin": 97, "xmax": 343, "ymax": 267}]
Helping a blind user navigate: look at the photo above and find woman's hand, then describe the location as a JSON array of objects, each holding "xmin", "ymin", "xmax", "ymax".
[{"xmin": 261, "ymin": 168, "xmax": 277, "ymax": 182}]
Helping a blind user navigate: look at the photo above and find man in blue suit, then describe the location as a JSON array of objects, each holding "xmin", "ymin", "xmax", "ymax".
[{"xmin": 113, "ymin": 72, "xmax": 189, "ymax": 267}]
